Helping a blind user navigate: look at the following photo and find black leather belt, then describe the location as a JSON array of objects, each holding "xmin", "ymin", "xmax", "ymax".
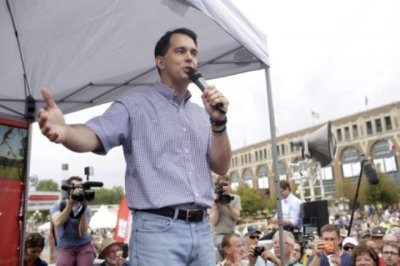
[{"xmin": 138, "ymin": 207, "xmax": 206, "ymax": 223}]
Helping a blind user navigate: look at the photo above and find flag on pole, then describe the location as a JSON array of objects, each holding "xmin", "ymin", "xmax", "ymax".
[
  {"xmin": 365, "ymin": 95, "xmax": 368, "ymax": 107},
  {"xmin": 311, "ymin": 111, "xmax": 320, "ymax": 119}
]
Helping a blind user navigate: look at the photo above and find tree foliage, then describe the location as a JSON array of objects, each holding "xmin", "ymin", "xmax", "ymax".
[
  {"xmin": 235, "ymin": 186, "xmax": 270, "ymax": 216},
  {"xmin": 90, "ymin": 186, "xmax": 124, "ymax": 205},
  {"xmin": 36, "ymin": 179, "xmax": 59, "ymax": 191},
  {"xmin": 336, "ymin": 172, "xmax": 400, "ymax": 207}
]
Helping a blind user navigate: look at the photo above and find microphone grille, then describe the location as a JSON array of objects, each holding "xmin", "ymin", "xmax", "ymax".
[{"xmin": 188, "ymin": 68, "xmax": 203, "ymax": 82}]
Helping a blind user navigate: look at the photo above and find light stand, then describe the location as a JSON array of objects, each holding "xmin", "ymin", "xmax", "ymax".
[{"xmin": 347, "ymin": 155, "xmax": 379, "ymax": 236}]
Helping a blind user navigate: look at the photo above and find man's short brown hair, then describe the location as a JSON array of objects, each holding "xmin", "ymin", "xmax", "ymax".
[
  {"xmin": 215, "ymin": 175, "xmax": 230, "ymax": 184},
  {"xmin": 280, "ymin": 180, "xmax": 291, "ymax": 191},
  {"xmin": 66, "ymin": 176, "xmax": 82, "ymax": 185},
  {"xmin": 320, "ymin": 224, "xmax": 340, "ymax": 237}
]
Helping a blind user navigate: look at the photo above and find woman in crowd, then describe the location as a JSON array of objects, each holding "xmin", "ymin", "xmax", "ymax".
[{"xmin": 352, "ymin": 245, "xmax": 379, "ymax": 266}]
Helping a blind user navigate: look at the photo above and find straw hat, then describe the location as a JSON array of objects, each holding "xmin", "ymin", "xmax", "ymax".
[{"xmin": 98, "ymin": 238, "xmax": 124, "ymax": 259}]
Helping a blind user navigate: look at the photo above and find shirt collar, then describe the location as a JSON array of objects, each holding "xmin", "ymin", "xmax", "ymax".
[{"xmin": 155, "ymin": 81, "xmax": 192, "ymax": 105}]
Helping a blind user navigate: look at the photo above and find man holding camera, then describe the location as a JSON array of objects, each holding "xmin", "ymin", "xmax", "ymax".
[
  {"xmin": 50, "ymin": 176, "xmax": 96, "ymax": 265},
  {"xmin": 210, "ymin": 175, "xmax": 241, "ymax": 261}
]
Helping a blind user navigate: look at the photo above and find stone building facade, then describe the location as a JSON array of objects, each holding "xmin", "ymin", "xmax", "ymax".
[{"xmin": 227, "ymin": 101, "xmax": 400, "ymax": 200}]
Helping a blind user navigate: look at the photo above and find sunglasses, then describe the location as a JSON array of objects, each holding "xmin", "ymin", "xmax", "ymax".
[
  {"xmin": 344, "ymin": 246, "xmax": 354, "ymax": 251},
  {"xmin": 249, "ymin": 235, "xmax": 260, "ymax": 240}
]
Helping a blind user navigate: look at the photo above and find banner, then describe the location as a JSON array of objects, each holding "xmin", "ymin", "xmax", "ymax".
[
  {"xmin": 114, "ymin": 196, "xmax": 131, "ymax": 243},
  {"xmin": 0, "ymin": 117, "xmax": 28, "ymax": 265}
]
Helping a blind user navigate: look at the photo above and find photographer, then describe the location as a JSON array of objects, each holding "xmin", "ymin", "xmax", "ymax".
[
  {"xmin": 210, "ymin": 175, "xmax": 241, "ymax": 261},
  {"xmin": 50, "ymin": 176, "xmax": 96, "ymax": 265}
]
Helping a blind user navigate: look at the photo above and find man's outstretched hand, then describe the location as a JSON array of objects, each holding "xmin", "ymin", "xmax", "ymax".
[{"xmin": 37, "ymin": 87, "xmax": 67, "ymax": 143}]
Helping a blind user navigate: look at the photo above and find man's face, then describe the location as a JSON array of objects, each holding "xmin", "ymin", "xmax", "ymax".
[
  {"xmin": 156, "ymin": 33, "xmax": 198, "ymax": 88},
  {"xmin": 104, "ymin": 243, "xmax": 123, "ymax": 265},
  {"xmin": 383, "ymin": 245, "xmax": 400, "ymax": 266},
  {"xmin": 371, "ymin": 236, "xmax": 383, "ymax": 250},
  {"xmin": 291, "ymin": 242, "xmax": 302, "ymax": 262},
  {"xmin": 245, "ymin": 233, "xmax": 260, "ymax": 247},
  {"xmin": 25, "ymin": 247, "xmax": 43, "ymax": 261},
  {"xmin": 225, "ymin": 235, "xmax": 245, "ymax": 260},
  {"xmin": 280, "ymin": 188, "xmax": 290, "ymax": 199},
  {"xmin": 273, "ymin": 235, "xmax": 293, "ymax": 259},
  {"xmin": 70, "ymin": 180, "xmax": 83, "ymax": 194},
  {"xmin": 321, "ymin": 231, "xmax": 340, "ymax": 249}
]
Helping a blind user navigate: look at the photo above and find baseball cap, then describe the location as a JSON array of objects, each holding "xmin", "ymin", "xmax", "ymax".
[
  {"xmin": 371, "ymin": 226, "xmax": 385, "ymax": 237},
  {"xmin": 243, "ymin": 225, "xmax": 262, "ymax": 236},
  {"xmin": 359, "ymin": 230, "xmax": 371, "ymax": 239},
  {"xmin": 342, "ymin": 237, "xmax": 358, "ymax": 247}
]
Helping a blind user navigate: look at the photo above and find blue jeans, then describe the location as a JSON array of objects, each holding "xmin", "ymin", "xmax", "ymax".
[{"xmin": 129, "ymin": 210, "xmax": 215, "ymax": 266}]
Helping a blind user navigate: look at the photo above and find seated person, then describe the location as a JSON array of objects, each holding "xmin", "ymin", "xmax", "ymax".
[
  {"xmin": 24, "ymin": 232, "xmax": 48, "ymax": 266},
  {"xmin": 94, "ymin": 238, "xmax": 129, "ymax": 266}
]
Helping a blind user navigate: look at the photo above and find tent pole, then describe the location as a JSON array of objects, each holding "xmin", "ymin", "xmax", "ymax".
[{"xmin": 263, "ymin": 64, "xmax": 285, "ymax": 264}]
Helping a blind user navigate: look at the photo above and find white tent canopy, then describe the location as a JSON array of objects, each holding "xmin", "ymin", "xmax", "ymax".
[
  {"xmin": 89, "ymin": 205, "xmax": 117, "ymax": 230},
  {"xmin": 0, "ymin": 0, "xmax": 269, "ymax": 120}
]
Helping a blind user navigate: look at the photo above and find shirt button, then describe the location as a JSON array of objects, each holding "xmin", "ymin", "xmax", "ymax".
[
  {"xmin": 183, "ymin": 127, "xmax": 187, "ymax": 131},
  {"xmin": 184, "ymin": 149, "xmax": 189, "ymax": 153}
]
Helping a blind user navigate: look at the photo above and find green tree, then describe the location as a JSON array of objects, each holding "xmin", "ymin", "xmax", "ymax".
[
  {"xmin": 90, "ymin": 186, "xmax": 124, "ymax": 205},
  {"xmin": 235, "ymin": 186, "xmax": 269, "ymax": 216},
  {"xmin": 359, "ymin": 171, "xmax": 400, "ymax": 206},
  {"xmin": 36, "ymin": 179, "xmax": 59, "ymax": 191}
]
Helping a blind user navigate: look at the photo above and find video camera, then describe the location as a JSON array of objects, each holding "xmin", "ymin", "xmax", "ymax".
[
  {"xmin": 214, "ymin": 182, "xmax": 234, "ymax": 205},
  {"xmin": 61, "ymin": 181, "xmax": 103, "ymax": 202}
]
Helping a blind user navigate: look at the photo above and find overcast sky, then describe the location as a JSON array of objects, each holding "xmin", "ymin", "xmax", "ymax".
[{"xmin": 29, "ymin": 0, "xmax": 400, "ymax": 189}]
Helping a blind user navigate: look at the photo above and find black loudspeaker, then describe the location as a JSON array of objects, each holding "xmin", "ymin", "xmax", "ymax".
[{"xmin": 302, "ymin": 200, "xmax": 329, "ymax": 236}]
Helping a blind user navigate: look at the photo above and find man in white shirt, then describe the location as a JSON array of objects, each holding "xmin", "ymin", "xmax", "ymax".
[{"xmin": 272, "ymin": 180, "xmax": 303, "ymax": 231}]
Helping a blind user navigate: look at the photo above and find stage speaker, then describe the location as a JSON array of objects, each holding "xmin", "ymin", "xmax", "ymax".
[
  {"xmin": 302, "ymin": 200, "xmax": 329, "ymax": 235},
  {"xmin": 291, "ymin": 122, "xmax": 337, "ymax": 167}
]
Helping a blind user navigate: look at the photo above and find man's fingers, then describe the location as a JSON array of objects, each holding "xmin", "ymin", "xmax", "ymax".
[{"xmin": 41, "ymin": 87, "xmax": 56, "ymax": 109}]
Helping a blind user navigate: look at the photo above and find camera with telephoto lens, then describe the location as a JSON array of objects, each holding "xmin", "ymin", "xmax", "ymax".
[
  {"xmin": 61, "ymin": 181, "xmax": 103, "ymax": 202},
  {"xmin": 214, "ymin": 182, "xmax": 234, "ymax": 205},
  {"xmin": 254, "ymin": 246, "xmax": 265, "ymax": 256}
]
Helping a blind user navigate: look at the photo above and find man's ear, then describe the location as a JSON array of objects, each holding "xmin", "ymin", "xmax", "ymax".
[{"xmin": 155, "ymin": 56, "xmax": 164, "ymax": 71}]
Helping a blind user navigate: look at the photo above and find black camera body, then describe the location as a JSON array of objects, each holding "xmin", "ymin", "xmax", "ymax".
[
  {"xmin": 61, "ymin": 181, "xmax": 103, "ymax": 202},
  {"xmin": 214, "ymin": 182, "xmax": 234, "ymax": 205},
  {"xmin": 254, "ymin": 246, "xmax": 265, "ymax": 256}
]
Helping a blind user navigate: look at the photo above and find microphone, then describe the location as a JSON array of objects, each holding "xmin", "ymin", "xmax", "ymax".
[
  {"xmin": 188, "ymin": 68, "xmax": 226, "ymax": 114},
  {"xmin": 363, "ymin": 161, "xmax": 379, "ymax": 185},
  {"xmin": 82, "ymin": 181, "xmax": 104, "ymax": 189}
]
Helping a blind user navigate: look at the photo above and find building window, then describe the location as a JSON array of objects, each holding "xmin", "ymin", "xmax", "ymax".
[
  {"xmin": 264, "ymin": 149, "xmax": 267, "ymax": 159},
  {"xmin": 281, "ymin": 144, "xmax": 285, "ymax": 155},
  {"xmin": 341, "ymin": 147, "xmax": 361, "ymax": 178},
  {"xmin": 241, "ymin": 155, "xmax": 243, "ymax": 165},
  {"xmin": 257, "ymin": 165, "xmax": 269, "ymax": 189},
  {"xmin": 352, "ymin": 124, "xmax": 358, "ymax": 139},
  {"xmin": 277, "ymin": 145, "xmax": 280, "ymax": 156},
  {"xmin": 336, "ymin": 129, "xmax": 342, "ymax": 142},
  {"xmin": 243, "ymin": 168, "xmax": 253, "ymax": 188},
  {"xmin": 366, "ymin": 121, "xmax": 373, "ymax": 135},
  {"xmin": 255, "ymin": 151, "xmax": 258, "ymax": 161},
  {"xmin": 384, "ymin": 116, "xmax": 392, "ymax": 130},
  {"xmin": 344, "ymin": 127, "xmax": 350, "ymax": 140},
  {"xmin": 371, "ymin": 139, "xmax": 397, "ymax": 173},
  {"xmin": 321, "ymin": 166, "xmax": 334, "ymax": 180},
  {"xmin": 248, "ymin": 153, "xmax": 252, "ymax": 163},
  {"xmin": 230, "ymin": 172, "xmax": 240, "ymax": 190},
  {"xmin": 375, "ymin": 118, "xmax": 382, "ymax": 133},
  {"xmin": 278, "ymin": 161, "xmax": 287, "ymax": 180}
]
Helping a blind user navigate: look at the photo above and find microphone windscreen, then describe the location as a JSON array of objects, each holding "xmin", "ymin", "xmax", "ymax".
[
  {"xmin": 188, "ymin": 68, "xmax": 203, "ymax": 82},
  {"xmin": 363, "ymin": 162, "xmax": 379, "ymax": 185}
]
